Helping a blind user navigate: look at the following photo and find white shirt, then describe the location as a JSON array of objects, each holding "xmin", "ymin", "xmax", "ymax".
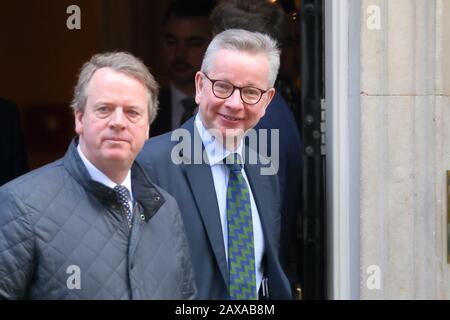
[
  {"xmin": 194, "ymin": 114, "xmax": 265, "ymax": 291},
  {"xmin": 77, "ymin": 144, "xmax": 133, "ymax": 209}
]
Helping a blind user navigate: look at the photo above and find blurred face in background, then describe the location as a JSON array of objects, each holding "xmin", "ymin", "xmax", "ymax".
[
  {"xmin": 163, "ymin": 15, "xmax": 212, "ymax": 95},
  {"xmin": 280, "ymin": 13, "xmax": 300, "ymax": 86}
]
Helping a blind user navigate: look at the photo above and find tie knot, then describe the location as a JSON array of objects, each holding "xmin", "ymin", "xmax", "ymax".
[
  {"xmin": 224, "ymin": 153, "xmax": 243, "ymax": 172},
  {"xmin": 114, "ymin": 185, "xmax": 130, "ymax": 204}
]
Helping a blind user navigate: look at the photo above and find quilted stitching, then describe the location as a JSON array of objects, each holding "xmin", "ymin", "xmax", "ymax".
[{"xmin": 0, "ymin": 141, "xmax": 197, "ymax": 299}]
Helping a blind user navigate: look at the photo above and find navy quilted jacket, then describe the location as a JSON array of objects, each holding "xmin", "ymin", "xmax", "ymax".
[{"xmin": 0, "ymin": 139, "xmax": 197, "ymax": 299}]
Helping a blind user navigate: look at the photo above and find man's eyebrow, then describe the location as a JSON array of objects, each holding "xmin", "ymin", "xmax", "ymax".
[
  {"xmin": 163, "ymin": 33, "xmax": 178, "ymax": 41},
  {"xmin": 215, "ymin": 78, "xmax": 262, "ymax": 89},
  {"xmin": 186, "ymin": 36, "xmax": 208, "ymax": 42},
  {"xmin": 92, "ymin": 102, "xmax": 107, "ymax": 107},
  {"xmin": 93, "ymin": 101, "xmax": 113, "ymax": 106}
]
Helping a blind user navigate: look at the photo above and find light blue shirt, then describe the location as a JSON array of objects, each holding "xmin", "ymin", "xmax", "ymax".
[
  {"xmin": 77, "ymin": 144, "xmax": 133, "ymax": 209},
  {"xmin": 195, "ymin": 114, "xmax": 265, "ymax": 291}
]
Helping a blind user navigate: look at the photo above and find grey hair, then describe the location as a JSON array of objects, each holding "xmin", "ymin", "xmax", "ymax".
[
  {"xmin": 70, "ymin": 52, "xmax": 159, "ymax": 124},
  {"xmin": 200, "ymin": 29, "xmax": 280, "ymax": 87}
]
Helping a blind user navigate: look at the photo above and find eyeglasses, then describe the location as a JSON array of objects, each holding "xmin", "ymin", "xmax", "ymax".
[{"xmin": 202, "ymin": 73, "xmax": 268, "ymax": 105}]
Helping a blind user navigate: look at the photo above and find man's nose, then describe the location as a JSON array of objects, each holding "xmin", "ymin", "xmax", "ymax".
[
  {"xmin": 175, "ymin": 43, "xmax": 187, "ymax": 60},
  {"xmin": 109, "ymin": 107, "xmax": 126, "ymax": 128},
  {"xmin": 224, "ymin": 88, "xmax": 244, "ymax": 109}
]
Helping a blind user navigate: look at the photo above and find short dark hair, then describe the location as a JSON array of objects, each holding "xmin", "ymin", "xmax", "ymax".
[
  {"xmin": 210, "ymin": 0, "xmax": 285, "ymax": 43},
  {"xmin": 163, "ymin": 0, "xmax": 216, "ymax": 24}
]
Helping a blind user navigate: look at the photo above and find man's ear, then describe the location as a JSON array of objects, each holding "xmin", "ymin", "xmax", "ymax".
[
  {"xmin": 74, "ymin": 110, "xmax": 84, "ymax": 135},
  {"xmin": 194, "ymin": 72, "xmax": 204, "ymax": 105},
  {"xmin": 263, "ymin": 88, "xmax": 276, "ymax": 111}
]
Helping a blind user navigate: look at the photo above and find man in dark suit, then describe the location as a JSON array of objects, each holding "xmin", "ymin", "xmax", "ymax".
[
  {"xmin": 0, "ymin": 98, "xmax": 28, "ymax": 186},
  {"xmin": 151, "ymin": 0, "xmax": 215, "ymax": 137},
  {"xmin": 137, "ymin": 29, "xmax": 292, "ymax": 299},
  {"xmin": 210, "ymin": 0, "xmax": 303, "ymax": 290}
]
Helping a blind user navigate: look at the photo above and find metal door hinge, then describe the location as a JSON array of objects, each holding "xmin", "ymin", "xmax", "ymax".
[{"xmin": 321, "ymin": 99, "xmax": 326, "ymax": 155}]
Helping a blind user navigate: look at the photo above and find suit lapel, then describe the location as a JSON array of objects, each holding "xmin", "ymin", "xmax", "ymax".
[
  {"xmin": 245, "ymin": 155, "xmax": 291, "ymax": 297},
  {"xmin": 181, "ymin": 120, "xmax": 229, "ymax": 285}
]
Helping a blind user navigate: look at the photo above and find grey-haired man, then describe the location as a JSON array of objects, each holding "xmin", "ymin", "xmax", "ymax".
[{"xmin": 138, "ymin": 30, "xmax": 292, "ymax": 300}]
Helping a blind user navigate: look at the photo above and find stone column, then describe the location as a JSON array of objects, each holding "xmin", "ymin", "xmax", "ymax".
[{"xmin": 359, "ymin": 0, "xmax": 450, "ymax": 299}]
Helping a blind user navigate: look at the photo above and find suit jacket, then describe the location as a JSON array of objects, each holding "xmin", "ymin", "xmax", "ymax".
[
  {"xmin": 255, "ymin": 93, "xmax": 303, "ymax": 286},
  {"xmin": 151, "ymin": 90, "xmax": 303, "ymax": 287},
  {"xmin": 136, "ymin": 118, "xmax": 292, "ymax": 299},
  {"xmin": 0, "ymin": 139, "xmax": 197, "ymax": 299},
  {"xmin": 0, "ymin": 98, "xmax": 28, "ymax": 186}
]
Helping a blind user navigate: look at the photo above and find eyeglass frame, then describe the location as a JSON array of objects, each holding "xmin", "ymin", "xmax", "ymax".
[{"xmin": 202, "ymin": 73, "xmax": 269, "ymax": 105}]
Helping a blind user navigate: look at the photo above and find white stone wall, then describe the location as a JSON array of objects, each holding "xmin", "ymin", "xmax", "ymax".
[{"xmin": 359, "ymin": 0, "xmax": 450, "ymax": 299}]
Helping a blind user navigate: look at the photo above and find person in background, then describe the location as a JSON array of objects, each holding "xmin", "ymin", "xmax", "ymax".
[
  {"xmin": 210, "ymin": 0, "xmax": 303, "ymax": 293},
  {"xmin": 151, "ymin": 0, "xmax": 216, "ymax": 137},
  {"xmin": 277, "ymin": 5, "xmax": 301, "ymax": 119},
  {"xmin": 0, "ymin": 52, "xmax": 196, "ymax": 299},
  {"xmin": 0, "ymin": 98, "xmax": 28, "ymax": 186}
]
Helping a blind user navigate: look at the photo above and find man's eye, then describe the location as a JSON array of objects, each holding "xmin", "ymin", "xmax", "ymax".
[
  {"xmin": 95, "ymin": 106, "xmax": 111, "ymax": 117},
  {"xmin": 215, "ymin": 82, "xmax": 231, "ymax": 92},
  {"xmin": 126, "ymin": 109, "xmax": 142, "ymax": 121},
  {"xmin": 127, "ymin": 110, "xmax": 140, "ymax": 116},
  {"xmin": 244, "ymin": 88, "xmax": 260, "ymax": 97},
  {"xmin": 164, "ymin": 36, "xmax": 177, "ymax": 47}
]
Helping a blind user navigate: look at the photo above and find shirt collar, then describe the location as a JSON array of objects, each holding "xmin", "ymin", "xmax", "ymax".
[
  {"xmin": 77, "ymin": 144, "xmax": 133, "ymax": 199},
  {"xmin": 194, "ymin": 113, "xmax": 244, "ymax": 167}
]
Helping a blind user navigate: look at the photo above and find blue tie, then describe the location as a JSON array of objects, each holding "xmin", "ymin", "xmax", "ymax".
[
  {"xmin": 114, "ymin": 185, "xmax": 133, "ymax": 228},
  {"xmin": 225, "ymin": 154, "xmax": 257, "ymax": 300}
]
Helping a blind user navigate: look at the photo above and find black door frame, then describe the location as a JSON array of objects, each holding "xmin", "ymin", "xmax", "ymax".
[{"xmin": 299, "ymin": 0, "xmax": 326, "ymax": 300}]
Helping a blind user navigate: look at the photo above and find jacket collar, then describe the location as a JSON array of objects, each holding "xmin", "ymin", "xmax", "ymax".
[{"xmin": 63, "ymin": 138, "xmax": 165, "ymax": 222}]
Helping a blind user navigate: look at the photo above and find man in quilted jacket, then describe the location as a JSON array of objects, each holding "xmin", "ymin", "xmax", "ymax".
[{"xmin": 0, "ymin": 52, "xmax": 197, "ymax": 299}]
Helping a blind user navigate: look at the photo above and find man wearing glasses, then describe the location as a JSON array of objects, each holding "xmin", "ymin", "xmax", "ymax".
[{"xmin": 137, "ymin": 29, "xmax": 292, "ymax": 300}]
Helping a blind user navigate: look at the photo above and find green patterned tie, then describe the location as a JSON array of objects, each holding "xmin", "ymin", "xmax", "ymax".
[{"xmin": 226, "ymin": 154, "xmax": 257, "ymax": 300}]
